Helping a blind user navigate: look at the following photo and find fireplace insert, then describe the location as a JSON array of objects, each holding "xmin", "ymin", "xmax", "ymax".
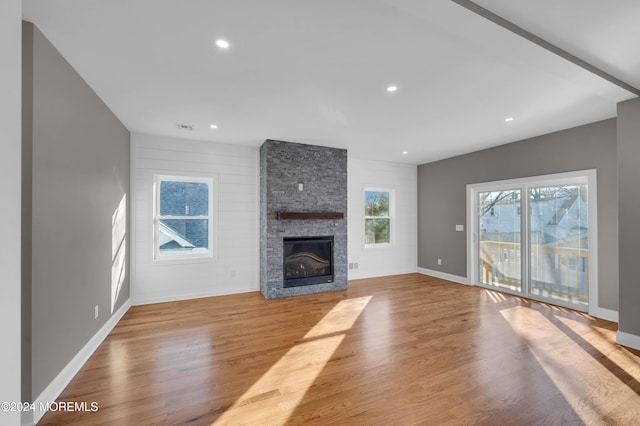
[{"xmin": 283, "ymin": 236, "xmax": 334, "ymax": 287}]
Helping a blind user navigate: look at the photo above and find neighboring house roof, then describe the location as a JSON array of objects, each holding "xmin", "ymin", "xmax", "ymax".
[
  {"xmin": 481, "ymin": 196, "xmax": 588, "ymax": 247},
  {"xmin": 159, "ymin": 222, "xmax": 195, "ymax": 249}
]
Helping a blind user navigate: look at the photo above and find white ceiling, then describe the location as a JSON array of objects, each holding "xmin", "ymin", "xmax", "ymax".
[{"xmin": 22, "ymin": 0, "xmax": 639, "ymax": 165}]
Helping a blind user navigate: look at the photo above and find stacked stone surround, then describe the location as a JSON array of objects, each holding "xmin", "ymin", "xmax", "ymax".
[{"xmin": 260, "ymin": 140, "xmax": 348, "ymax": 299}]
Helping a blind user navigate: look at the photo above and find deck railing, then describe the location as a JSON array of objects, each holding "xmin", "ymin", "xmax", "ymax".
[{"xmin": 480, "ymin": 241, "xmax": 588, "ymax": 303}]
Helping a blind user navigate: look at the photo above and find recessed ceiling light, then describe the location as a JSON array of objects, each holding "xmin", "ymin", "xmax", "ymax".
[
  {"xmin": 210, "ymin": 124, "xmax": 218, "ymax": 129},
  {"xmin": 387, "ymin": 85, "xmax": 398, "ymax": 92},
  {"xmin": 505, "ymin": 117, "xmax": 514, "ymax": 122},
  {"xmin": 215, "ymin": 39, "xmax": 230, "ymax": 49},
  {"xmin": 402, "ymin": 151, "xmax": 408, "ymax": 155}
]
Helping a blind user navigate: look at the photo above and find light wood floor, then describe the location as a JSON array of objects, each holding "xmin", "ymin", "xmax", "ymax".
[{"xmin": 40, "ymin": 274, "xmax": 640, "ymax": 425}]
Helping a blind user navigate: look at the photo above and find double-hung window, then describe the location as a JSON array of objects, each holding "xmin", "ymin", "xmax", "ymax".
[
  {"xmin": 154, "ymin": 175, "xmax": 214, "ymax": 260},
  {"xmin": 364, "ymin": 189, "xmax": 392, "ymax": 246}
]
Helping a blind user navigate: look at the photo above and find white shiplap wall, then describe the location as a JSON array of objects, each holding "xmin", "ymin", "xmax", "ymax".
[
  {"xmin": 131, "ymin": 136, "xmax": 418, "ymax": 302},
  {"xmin": 131, "ymin": 133, "xmax": 259, "ymax": 304},
  {"xmin": 348, "ymin": 158, "xmax": 417, "ymax": 279}
]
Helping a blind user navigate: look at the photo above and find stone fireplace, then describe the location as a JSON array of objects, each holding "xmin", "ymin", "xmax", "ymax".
[{"xmin": 260, "ymin": 140, "xmax": 347, "ymax": 299}]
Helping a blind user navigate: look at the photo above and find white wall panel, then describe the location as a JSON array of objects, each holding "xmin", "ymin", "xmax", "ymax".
[
  {"xmin": 348, "ymin": 158, "xmax": 417, "ymax": 279},
  {"xmin": 131, "ymin": 133, "xmax": 259, "ymax": 304}
]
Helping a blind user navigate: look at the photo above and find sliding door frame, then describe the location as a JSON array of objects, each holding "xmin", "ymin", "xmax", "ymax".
[{"xmin": 466, "ymin": 169, "xmax": 598, "ymax": 315}]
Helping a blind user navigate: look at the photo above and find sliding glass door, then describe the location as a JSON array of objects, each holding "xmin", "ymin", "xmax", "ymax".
[
  {"xmin": 469, "ymin": 171, "xmax": 595, "ymax": 312},
  {"xmin": 529, "ymin": 184, "xmax": 589, "ymax": 307},
  {"xmin": 478, "ymin": 189, "xmax": 522, "ymax": 292}
]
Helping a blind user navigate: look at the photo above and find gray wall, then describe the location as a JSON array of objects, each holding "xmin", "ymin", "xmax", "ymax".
[
  {"xmin": 418, "ymin": 118, "xmax": 618, "ymax": 310},
  {"xmin": 22, "ymin": 22, "xmax": 130, "ymax": 399},
  {"xmin": 21, "ymin": 22, "xmax": 33, "ymax": 403},
  {"xmin": 618, "ymin": 98, "xmax": 640, "ymax": 335}
]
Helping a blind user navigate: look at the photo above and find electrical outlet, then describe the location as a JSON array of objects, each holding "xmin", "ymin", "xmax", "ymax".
[
  {"xmin": 354, "ymin": 262, "xmax": 358, "ymax": 269},
  {"xmin": 456, "ymin": 225, "xmax": 464, "ymax": 231},
  {"xmin": 437, "ymin": 258, "xmax": 442, "ymax": 265},
  {"xmin": 94, "ymin": 305, "xmax": 99, "ymax": 319}
]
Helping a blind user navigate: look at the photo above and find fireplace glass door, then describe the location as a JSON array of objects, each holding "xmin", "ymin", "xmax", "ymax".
[{"xmin": 283, "ymin": 237, "xmax": 334, "ymax": 287}]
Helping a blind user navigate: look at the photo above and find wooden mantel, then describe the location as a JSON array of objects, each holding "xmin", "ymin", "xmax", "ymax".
[{"xmin": 277, "ymin": 212, "xmax": 344, "ymax": 220}]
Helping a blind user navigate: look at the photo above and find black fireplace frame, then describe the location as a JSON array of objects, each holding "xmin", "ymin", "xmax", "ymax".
[{"xmin": 283, "ymin": 236, "xmax": 334, "ymax": 288}]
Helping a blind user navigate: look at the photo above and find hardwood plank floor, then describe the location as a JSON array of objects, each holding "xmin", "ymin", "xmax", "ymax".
[{"xmin": 39, "ymin": 274, "xmax": 640, "ymax": 425}]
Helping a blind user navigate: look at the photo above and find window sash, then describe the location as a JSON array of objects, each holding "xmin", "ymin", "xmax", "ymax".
[
  {"xmin": 154, "ymin": 175, "xmax": 214, "ymax": 261},
  {"xmin": 364, "ymin": 188, "xmax": 393, "ymax": 247},
  {"xmin": 158, "ymin": 215, "xmax": 209, "ymax": 220}
]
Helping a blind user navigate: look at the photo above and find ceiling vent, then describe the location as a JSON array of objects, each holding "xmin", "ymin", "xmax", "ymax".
[{"xmin": 176, "ymin": 123, "xmax": 194, "ymax": 131}]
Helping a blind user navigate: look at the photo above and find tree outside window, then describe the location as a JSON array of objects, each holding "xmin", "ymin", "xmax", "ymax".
[{"xmin": 364, "ymin": 190, "xmax": 391, "ymax": 245}]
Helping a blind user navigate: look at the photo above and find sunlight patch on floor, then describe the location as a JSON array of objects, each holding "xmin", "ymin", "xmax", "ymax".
[
  {"xmin": 213, "ymin": 296, "xmax": 371, "ymax": 425},
  {"xmin": 501, "ymin": 306, "xmax": 640, "ymax": 424},
  {"xmin": 304, "ymin": 296, "xmax": 372, "ymax": 339},
  {"xmin": 108, "ymin": 341, "xmax": 132, "ymax": 404},
  {"xmin": 484, "ymin": 289, "xmax": 507, "ymax": 303},
  {"xmin": 554, "ymin": 315, "xmax": 640, "ymax": 380}
]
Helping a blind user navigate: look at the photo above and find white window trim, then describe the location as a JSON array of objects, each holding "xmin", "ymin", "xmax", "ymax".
[
  {"xmin": 466, "ymin": 169, "xmax": 598, "ymax": 315},
  {"xmin": 364, "ymin": 187, "xmax": 395, "ymax": 248},
  {"xmin": 153, "ymin": 174, "xmax": 218, "ymax": 263}
]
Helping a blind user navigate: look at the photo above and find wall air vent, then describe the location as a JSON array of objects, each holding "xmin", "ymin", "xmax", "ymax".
[{"xmin": 176, "ymin": 123, "xmax": 194, "ymax": 131}]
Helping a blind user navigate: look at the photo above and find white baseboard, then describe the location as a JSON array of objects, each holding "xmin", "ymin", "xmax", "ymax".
[
  {"xmin": 133, "ymin": 286, "xmax": 259, "ymax": 306},
  {"xmin": 616, "ymin": 330, "xmax": 640, "ymax": 351},
  {"xmin": 29, "ymin": 299, "xmax": 131, "ymax": 425},
  {"xmin": 592, "ymin": 307, "xmax": 618, "ymax": 323},
  {"xmin": 417, "ymin": 267, "xmax": 470, "ymax": 286},
  {"xmin": 348, "ymin": 267, "xmax": 418, "ymax": 281}
]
